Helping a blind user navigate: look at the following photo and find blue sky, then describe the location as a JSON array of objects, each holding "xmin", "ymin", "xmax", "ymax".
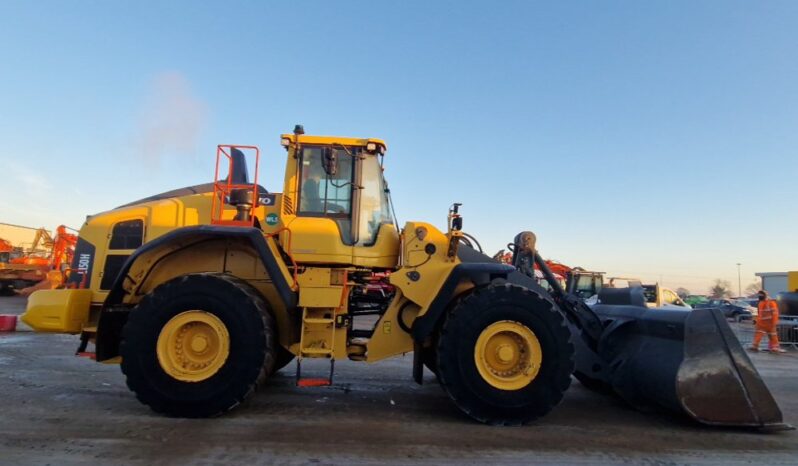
[{"xmin": 1, "ymin": 1, "xmax": 796, "ymax": 293}]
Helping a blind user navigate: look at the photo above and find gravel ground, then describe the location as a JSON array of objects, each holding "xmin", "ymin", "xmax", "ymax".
[{"xmin": 1, "ymin": 295, "xmax": 796, "ymax": 465}]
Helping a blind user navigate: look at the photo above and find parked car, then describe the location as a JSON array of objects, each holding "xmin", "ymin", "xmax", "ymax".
[
  {"xmin": 738, "ymin": 298, "xmax": 760, "ymax": 309},
  {"xmin": 603, "ymin": 278, "xmax": 692, "ymax": 310},
  {"xmin": 684, "ymin": 295, "xmax": 709, "ymax": 307},
  {"xmin": 693, "ymin": 299, "xmax": 757, "ymax": 320},
  {"xmin": 641, "ymin": 284, "xmax": 692, "ymax": 310}
]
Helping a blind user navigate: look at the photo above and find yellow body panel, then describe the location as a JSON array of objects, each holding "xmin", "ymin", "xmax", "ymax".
[
  {"xmin": 297, "ymin": 269, "xmax": 346, "ymax": 308},
  {"xmin": 352, "ymin": 223, "xmax": 400, "ymax": 269},
  {"xmin": 390, "ymin": 222, "xmax": 460, "ymax": 314},
  {"xmin": 363, "ymin": 222, "xmax": 468, "ymax": 361},
  {"xmin": 788, "ymin": 271, "xmax": 798, "ymax": 292},
  {"xmin": 365, "ymin": 291, "xmax": 418, "ymax": 361},
  {"xmin": 283, "ymin": 219, "xmax": 399, "ymax": 268},
  {"xmin": 22, "ymin": 289, "xmax": 93, "ymax": 334},
  {"xmin": 299, "ymin": 286, "xmax": 343, "ymax": 308},
  {"xmin": 284, "ymin": 217, "xmax": 354, "ymax": 264}
]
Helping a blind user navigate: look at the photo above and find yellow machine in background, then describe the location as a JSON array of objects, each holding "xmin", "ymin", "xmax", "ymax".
[{"xmin": 23, "ymin": 125, "xmax": 786, "ymax": 428}]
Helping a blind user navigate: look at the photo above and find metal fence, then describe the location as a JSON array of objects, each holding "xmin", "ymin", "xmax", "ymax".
[{"xmin": 730, "ymin": 316, "xmax": 798, "ymax": 350}]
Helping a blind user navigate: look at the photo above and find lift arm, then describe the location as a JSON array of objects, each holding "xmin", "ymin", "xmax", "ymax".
[{"xmin": 509, "ymin": 231, "xmax": 604, "ymax": 350}]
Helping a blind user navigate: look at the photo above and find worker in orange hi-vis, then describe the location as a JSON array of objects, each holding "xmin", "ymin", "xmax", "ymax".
[{"xmin": 749, "ymin": 290, "xmax": 786, "ymax": 353}]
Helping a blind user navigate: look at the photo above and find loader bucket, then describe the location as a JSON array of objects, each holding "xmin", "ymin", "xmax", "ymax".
[
  {"xmin": 678, "ymin": 308, "xmax": 784, "ymax": 426},
  {"xmin": 590, "ymin": 305, "xmax": 788, "ymax": 429}
]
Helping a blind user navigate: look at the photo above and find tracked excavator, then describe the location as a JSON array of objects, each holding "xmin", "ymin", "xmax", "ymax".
[{"xmin": 22, "ymin": 126, "xmax": 786, "ymax": 428}]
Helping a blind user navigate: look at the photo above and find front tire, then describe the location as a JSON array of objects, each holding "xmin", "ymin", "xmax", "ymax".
[
  {"xmin": 120, "ymin": 273, "xmax": 276, "ymax": 417},
  {"xmin": 436, "ymin": 284, "xmax": 574, "ymax": 425}
]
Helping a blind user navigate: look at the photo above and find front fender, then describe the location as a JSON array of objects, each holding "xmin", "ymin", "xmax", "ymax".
[{"xmin": 410, "ymin": 262, "xmax": 514, "ymax": 341}]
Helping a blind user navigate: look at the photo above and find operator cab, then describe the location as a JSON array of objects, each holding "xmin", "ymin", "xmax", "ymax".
[{"xmin": 280, "ymin": 126, "xmax": 400, "ymax": 268}]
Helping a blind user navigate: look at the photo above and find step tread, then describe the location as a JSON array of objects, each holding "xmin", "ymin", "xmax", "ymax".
[
  {"xmin": 303, "ymin": 318, "xmax": 335, "ymax": 324},
  {"xmin": 297, "ymin": 378, "xmax": 332, "ymax": 387}
]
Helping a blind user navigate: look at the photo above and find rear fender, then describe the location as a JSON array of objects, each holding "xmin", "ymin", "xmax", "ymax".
[
  {"xmin": 96, "ymin": 226, "xmax": 297, "ymax": 361},
  {"xmin": 104, "ymin": 226, "xmax": 295, "ymax": 309}
]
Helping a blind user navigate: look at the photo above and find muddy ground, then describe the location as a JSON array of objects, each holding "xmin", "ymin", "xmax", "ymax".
[{"xmin": 1, "ymin": 295, "xmax": 796, "ymax": 465}]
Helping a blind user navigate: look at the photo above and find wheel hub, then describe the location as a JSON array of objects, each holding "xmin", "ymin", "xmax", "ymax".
[
  {"xmin": 496, "ymin": 344, "xmax": 515, "ymax": 363},
  {"xmin": 474, "ymin": 320, "xmax": 542, "ymax": 390},
  {"xmin": 157, "ymin": 311, "xmax": 230, "ymax": 382}
]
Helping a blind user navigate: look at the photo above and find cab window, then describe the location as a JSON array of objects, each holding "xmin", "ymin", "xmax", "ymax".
[
  {"xmin": 102, "ymin": 219, "xmax": 143, "ymax": 290},
  {"xmin": 642, "ymin": 285, "xmax": 657, "ymax": 304},
  {"xmin": 298, "ymin": 147, "xmax": 354, "ymax": 216},
  {"xmin": 577, "ymin": 275, "xmax": 601, "ymax": 299},
  {"xmin": 109, "ymin": 219, "xmax": 144, "ymax": 250}
]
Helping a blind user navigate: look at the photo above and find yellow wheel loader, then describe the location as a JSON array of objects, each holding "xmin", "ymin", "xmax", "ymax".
[{"xmin": 22, "ymin": 126, "xmax": 786, "ymax": 427}]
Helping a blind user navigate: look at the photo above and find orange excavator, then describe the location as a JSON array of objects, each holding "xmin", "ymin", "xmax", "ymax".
[
  {"xmin": 0, "ymin": 226, "xmax": 77, "ymax": 295},
  {"xmin": 0, "ymin": 238, "xmax": 13, "ymax": 258},
  {"xmin": 9, "ymin": 227, "xmax": 55, "ymax": 266}
]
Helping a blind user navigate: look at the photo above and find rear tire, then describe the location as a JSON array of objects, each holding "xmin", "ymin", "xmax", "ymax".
[
  {"xmin": 120, "ymin": 273, "xmax": 275, "ymax": 417},
  {"xmin": 436, "ymin": 283, "xmax": 574, "ymax": 425}
]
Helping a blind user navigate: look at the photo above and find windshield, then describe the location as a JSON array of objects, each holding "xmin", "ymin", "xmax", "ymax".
[{"xmin": 356, "ymin": 154, "xmax": 394, "ymax": 246}]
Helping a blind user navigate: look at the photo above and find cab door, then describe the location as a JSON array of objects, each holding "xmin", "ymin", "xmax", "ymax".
[
  {"xmin": 284, "ymin": 146, "xmax": 355, "ymax": 265},
  {"xmin": 350, "ymin": 153, "xmax": 399, "ymax": 269}
]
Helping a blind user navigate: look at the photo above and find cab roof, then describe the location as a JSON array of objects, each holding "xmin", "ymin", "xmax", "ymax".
[{"xmin": 280, "ymin": 134, "xmax": 387, "ymax": 150}]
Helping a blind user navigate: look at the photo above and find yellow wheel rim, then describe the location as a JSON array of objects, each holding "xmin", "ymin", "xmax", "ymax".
[
  {"xmin": 474, "ymin": 320, "xmax": 542, "ymax": 391},
  {"xmin": 156, "ymin": 310, "xmax": 230, "ymax": 382}
]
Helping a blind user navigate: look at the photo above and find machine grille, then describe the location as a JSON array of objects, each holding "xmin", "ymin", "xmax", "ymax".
[{"xmin": 283, "ymin": 195, "xmax": 294, "ymax": 215}]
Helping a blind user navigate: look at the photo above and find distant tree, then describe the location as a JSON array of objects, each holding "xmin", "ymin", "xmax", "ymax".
[
  {"xmin": 676, "ymin": 287, "xmax": 690, "ymax": 299},
  {"xmin": 744, "ymin": 280, "xmax": 761, "ymax": 296},
  {"xmin": 709, "ymin": 279, "xmax": 733, "ymax": 298}
]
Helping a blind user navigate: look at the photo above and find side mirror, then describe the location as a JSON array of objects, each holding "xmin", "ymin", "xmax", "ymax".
[{"xmin": 322, "ymin": 147, "xmax": 338, "ymax": 176}]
